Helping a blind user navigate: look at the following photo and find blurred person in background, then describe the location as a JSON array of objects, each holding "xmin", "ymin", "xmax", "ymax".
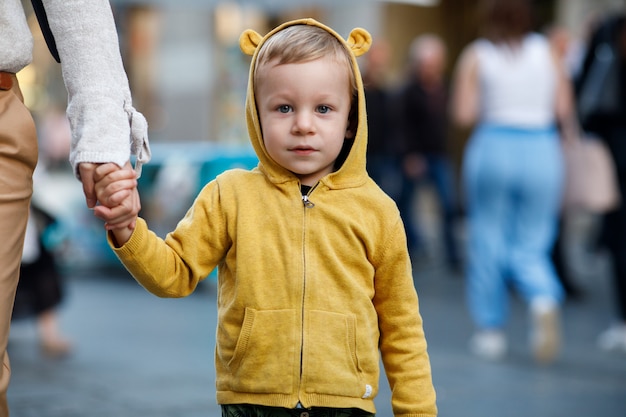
[
  {"xmin": 575, "ymin": 13, "xmax": 626, "ymax": 353},
  {"xmin": 395, "ymin": 34, "xmax": 462, "ymax": 271},
  {"xmin": 450, "ymin": 0, "xmax": 577, "ymax": 363},
  {"xmin": 13, "ymin": 203, "xmax": 72, "ymax": 359},
  {"xmin": 0, "ymin": 1, "xmax": 149, "ymax": 415},
  {"xmin": 363, "ymin": 40, "xmax": 403, "ymax": 202},
  {"xmin": 545, "ymin": 23, "xmax": 586, "ymax": 300}
]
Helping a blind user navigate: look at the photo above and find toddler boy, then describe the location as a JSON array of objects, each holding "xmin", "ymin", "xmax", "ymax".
[{"xmin": 94, "ymin": 18, "xmax": 437, "ymax": 417}]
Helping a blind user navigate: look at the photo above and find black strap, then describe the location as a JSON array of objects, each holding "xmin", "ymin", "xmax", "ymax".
[{"xmin": 31, "ymin": 0, "xmax": 60, "ymax": 63}]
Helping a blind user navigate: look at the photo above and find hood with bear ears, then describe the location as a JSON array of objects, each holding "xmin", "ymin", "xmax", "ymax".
[{"xmin": 239, "ymin": 18, "xmax": 372, "ymax": 189}]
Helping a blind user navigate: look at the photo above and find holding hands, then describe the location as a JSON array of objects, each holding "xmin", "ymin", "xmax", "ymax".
[{"xmin": 92, "ymin": 162, "xmax": 141, "ymax": 247}]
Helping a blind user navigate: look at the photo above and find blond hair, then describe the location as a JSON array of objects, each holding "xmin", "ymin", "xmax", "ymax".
[{"xmin": 254, "ymin": 24, "xmax": 357, "ymax": 95}]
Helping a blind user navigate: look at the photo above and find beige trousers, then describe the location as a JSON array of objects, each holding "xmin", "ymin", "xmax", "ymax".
[{"xmin": 0, "ymin": 73, "xmax": 38, "ymax": 417}]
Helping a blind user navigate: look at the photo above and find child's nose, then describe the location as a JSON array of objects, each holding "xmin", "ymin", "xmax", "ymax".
[{"xmin": 292, "ymin": 111, "xmax": 315, "ymax": 134}]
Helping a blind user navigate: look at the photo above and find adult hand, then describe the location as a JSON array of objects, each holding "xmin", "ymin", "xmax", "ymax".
[
  {"xmin": 79, "ymin": 161, "xmax": 134, "ymax": 208},
  {"xmin": 93, "ymin": 162, "xmax": 140, "ymax": 230},
  {"xmin": 78, "ymin": 162, "xmax": 100, "ymax": 208}
]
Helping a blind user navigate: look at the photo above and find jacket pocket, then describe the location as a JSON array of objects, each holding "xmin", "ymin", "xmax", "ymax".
[
  {"xmin": 227, "ymin": 308, "xmax": 297, "ymax": 394},
  {"xmin": 302, "ymin": 310, "xmax": 365, "ymax": 397}
]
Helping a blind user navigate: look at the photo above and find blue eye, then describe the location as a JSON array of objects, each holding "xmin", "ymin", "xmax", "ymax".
[
  {"xmin": 318, "ymin": 105, "xmax": 330, "ymax": 114},
  {"xmin": 278, "ymin": 105, "xmax": 291, "ymax": 113}
]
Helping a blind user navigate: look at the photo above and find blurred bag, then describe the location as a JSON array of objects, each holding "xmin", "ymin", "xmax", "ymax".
[{"xmin": 562, "ymin": 135, "xmax": 620, "ymax": 213}]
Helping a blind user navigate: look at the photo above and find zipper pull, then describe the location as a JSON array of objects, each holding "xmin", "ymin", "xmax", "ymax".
[{"xmin": 302, "ymin": 195, "xmax": 315, "ymax": 208}]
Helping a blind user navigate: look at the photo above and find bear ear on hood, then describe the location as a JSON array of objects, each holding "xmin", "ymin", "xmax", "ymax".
[
  {"xmin": 240, "ymin": 29, "xmax": 263, "ymax": 56},
  {"xmin": 347, "ymin": 28, "xmax": 372, "ymax": 57},
  {"xmin": 240, "ymin": 23, "xmax": 372, "ymax": 58}
]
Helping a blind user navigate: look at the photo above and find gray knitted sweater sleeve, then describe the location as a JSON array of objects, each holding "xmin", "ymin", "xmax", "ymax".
[{"xmin": 44, "ymin": 0, "xmax": 151, "ymax": 176}]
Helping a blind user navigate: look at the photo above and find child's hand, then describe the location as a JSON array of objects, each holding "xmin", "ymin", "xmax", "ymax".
[{"xmin": 93, "ymin": 162, "xmax": 140, "ymax": 246}]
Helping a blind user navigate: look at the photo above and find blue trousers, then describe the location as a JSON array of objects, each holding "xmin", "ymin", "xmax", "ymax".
[{"xmin": 462, "ymin": 124, "xmax": 565, "ymax": 329}]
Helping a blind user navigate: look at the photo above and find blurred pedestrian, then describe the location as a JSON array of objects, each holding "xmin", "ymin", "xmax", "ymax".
[
  {"xmin": 450, "ymin": 0, "xmax": 577, "ymax": 363},
  {"xmin": 0, "ymin": 1, "xmax": 149, "ymax": 415},
  {"xmin": 575, "ymin": 13, "xmax": 626, "ymax": 353},
  {"xmin": 13, "ymin": 203, "xmax": 72, "ymax": 359},
  {"xmin": 363, "ymin": 40, "xmax": 403, "ymax": 201},
  {"xmin": 93, "ymin": 19, "xmax": 437, "ymax": 416},
  {"xmin": 546, "ymin": 23, "xmax": 586, "ymax": 300},
  {"xmin": 396, "ymin": 33, "xmax": 462, "ymax": 271}
]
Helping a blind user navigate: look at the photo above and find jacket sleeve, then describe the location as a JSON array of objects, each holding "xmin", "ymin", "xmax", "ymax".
[
  {"xmin": 372, "ymin": 216, "xmax": 438, "ymax": 417},
  {"xmin": 43, "ymin": 0, "xmax": 150, "ymax": 177},
  {"xmin": 109, "ymin": 181, "xmax": 229, "ymax": 297}
]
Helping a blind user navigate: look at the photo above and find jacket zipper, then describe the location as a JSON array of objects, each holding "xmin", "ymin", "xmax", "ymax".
[
  {"xmin": 298, "ymin": 182, "xmax": 317, "ymax": 408},
  {"xmin": 302, "ymin": 194, "xmax": 315, "ymax": 208},
  {"xmin": 301, "ymin": 182, "xmax": 318, "ymax": 208}
]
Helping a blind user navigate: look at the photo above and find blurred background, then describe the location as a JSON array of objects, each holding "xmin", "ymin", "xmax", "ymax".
[
  {"xmin": 8, "ymin": 1, "xmax": 626, "ymax": 416},
  {"xmin": 18, "ymin": 0, "xmax": 624, "ymax": 271}
]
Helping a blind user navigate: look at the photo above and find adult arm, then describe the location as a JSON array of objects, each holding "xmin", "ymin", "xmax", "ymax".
[
  {"xmin": 43, "ymin": 0, "xmax": 150, "ymax": 205},
  {"xmin": 550, "ymin": 45, "xmax": 579, "ymax": 142},
  {"xmin": 449, "ymin": 45, "xmax": 480, "ymax": 128}
]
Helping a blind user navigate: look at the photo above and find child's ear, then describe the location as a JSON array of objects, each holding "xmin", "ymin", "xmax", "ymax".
[
  {"xmin": 346, "ymin": 109, "xmax": 357, "ymax": 139},
  {"xmin": 345, "ymin": 123, "xmax": 356, "ymax": 139}
]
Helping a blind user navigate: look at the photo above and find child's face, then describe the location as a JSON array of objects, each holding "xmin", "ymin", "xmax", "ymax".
[{"xmin": 256, "ymin": 56, "xmax": 354, "ymax": 186}]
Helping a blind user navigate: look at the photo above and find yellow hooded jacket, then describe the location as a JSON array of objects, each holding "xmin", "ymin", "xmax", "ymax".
[{"xmin": 110, "ymin": 18, "xmax": 437, "ymax": 417}]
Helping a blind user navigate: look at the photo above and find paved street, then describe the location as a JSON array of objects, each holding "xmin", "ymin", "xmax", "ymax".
[{"xmin": 6, "ymin": 216, "xmax": 626, "ymax": 417}]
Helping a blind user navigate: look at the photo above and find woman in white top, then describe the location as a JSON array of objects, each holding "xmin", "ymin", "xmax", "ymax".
[{"xmin": 450, "ymin": 0, "xmax": 576, "ymax": 364}]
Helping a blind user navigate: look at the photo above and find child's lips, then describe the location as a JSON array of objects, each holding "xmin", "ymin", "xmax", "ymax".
[{"xmin": 291, "ymin": 146, "xmax": 316, "ymax": 155}]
